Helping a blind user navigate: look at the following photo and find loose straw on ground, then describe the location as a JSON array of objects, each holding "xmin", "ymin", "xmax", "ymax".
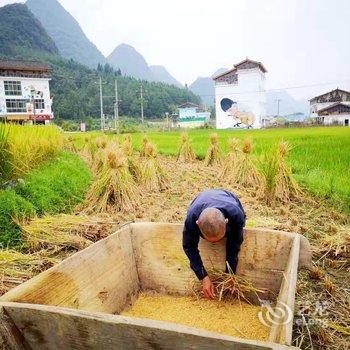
[{"xmin": 21, "ymin": 214, "xmax": 116, "ymax": 251}]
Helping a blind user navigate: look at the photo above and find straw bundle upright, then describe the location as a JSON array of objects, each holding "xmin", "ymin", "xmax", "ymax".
[
  {"xmin": 205, "ymin": 133, "xmax": 222, "ymax": 166},
  {"xmin": 177, "ymin": 133, "xmax": 196, "ymax": 162}
]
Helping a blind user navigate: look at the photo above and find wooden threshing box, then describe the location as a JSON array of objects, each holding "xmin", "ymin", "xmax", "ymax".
[{"xmin": 0, "ymin": 222, "xmax": 311, "ymax": 350}]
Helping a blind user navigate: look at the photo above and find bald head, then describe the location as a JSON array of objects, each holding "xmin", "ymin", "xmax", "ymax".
[{"xmin": 196, "ymin": 208, "xmax": 227, "ymax": 242}]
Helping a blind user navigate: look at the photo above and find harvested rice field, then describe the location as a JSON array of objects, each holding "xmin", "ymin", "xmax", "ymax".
[
  {"xmin": 121, "ymin": 293, "xmax": 270, "ymax": 341},
  {"xmin": 1, "ymin": 130, "xmax": 349, "ymax": 350}
]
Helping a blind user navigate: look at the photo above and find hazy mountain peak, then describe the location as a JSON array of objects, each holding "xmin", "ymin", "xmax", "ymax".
[
  {"xmin": 107, "ymin": 44, "xmax": 154, "ymax": 81},
  {"xmin": 26, "ymin": 0, "xmax": 105, "ymax": 68},
  {"xmin": 149, "ymin": 65, "xmax": 182, "ymax": 87}
]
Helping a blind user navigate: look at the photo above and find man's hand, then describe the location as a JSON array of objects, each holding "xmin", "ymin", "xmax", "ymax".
[{"xmin": 202, "ymin": 276, "xmax": 215, "ymax": 299}]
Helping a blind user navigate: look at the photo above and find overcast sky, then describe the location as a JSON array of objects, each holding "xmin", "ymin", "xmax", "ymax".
[{"xmin": 1, "ymin": 0, "xmax": 350, "ymax": 99}]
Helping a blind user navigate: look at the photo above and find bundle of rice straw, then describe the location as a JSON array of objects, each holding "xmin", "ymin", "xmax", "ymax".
[
  {"xmin": 95, "ymin": 136, "xmax": 108, "ymax": 149},
  {"xmin": 84, "ymin": 146, "xmax": 140, "ymax": 212},
  {"xmin": 221, "ymin": 138, "xmax": 241, "ymax": 178},
  {"xmin": 140, "ymin": 134, "xmax": 150, "ymax": 157},
  {"xmin": 231, "ymin": 139, "xmax": 263, "ymax": 188},
  {"xmin": 274, "ymin": 141, "xmax": 301, "ymax": 201},
  {"xmin": 121, "ymin": 134, "xmax": 142, "ymax": 182},
  {"xmin": 122, "ymin": 134, "xmax": 134, "ymax": 157},
  {"xmin": 21, "ymin": 214, "xmax": 116, "ymax": 251},
  {"xmin": 205, "ymin": 133, "xmax": 222, "ymax": 166},
  {"xmin": 260, "ymin": 141, "xmax": 301, "ymax": 204},
  {"xmin": 210, "ymin": 263, "xmax": 266, "ymax": 303},
  {"xmin": 141, "ymin": 142, "xmax": 168, "ymax": 191},
  {"xmin": 177, "ymin": 133, "xmax": 196, "ymax": 162}
]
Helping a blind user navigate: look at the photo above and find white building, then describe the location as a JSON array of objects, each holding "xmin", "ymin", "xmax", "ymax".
[
  {"xmin": 213, "ymin": 58, "xmax": 267, "ymax": 129},
  {"xmin": 309, "ymin": 88, "xmax": 350, "ymax": 126},
  {"xmin": 177, "ymin": 102, "xmax": 211, "ymax": 128},
  {"xmin": 0, "ymin": 59, "xmax": 54, "ymax": 124}
]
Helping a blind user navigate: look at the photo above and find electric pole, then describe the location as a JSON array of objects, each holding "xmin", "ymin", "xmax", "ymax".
[
  {"xmin": 114, "ymin": 79, "xmax": 119, "ymax": 132},
  {"xmin": 276, "ymin": 98, "xmax": 281, "ymax": 117},
  {"xmin": 140, "ymin": 84, "xmax": 144, "ymax": 124},
  {"xmin": 99, "ymin": 76, "xmax": 104, "ymax": 130}
]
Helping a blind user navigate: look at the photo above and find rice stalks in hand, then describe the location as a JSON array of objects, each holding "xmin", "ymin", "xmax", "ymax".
[
  {"xmin": 221, "ymin": 138, "xmax": 241, "ymax": 178},
  {"xmin": 141, "ymin": 142, "xmax": 168, "ymax": 191},
  {"xmin": 231, "ymin": 139, "xmax": 263, "ymax": 188},
  {"xmin": 209, "ymin": 263, "xmax": 266, "ymax": 303},
  {"xmin": 21, "ymin": 214, "xmax": 116, "ymax": 251},
  {"xmin": 205, "ymin": 133, "xmax": 222, "ymax": 166},
  {"xmin": 177, "ymin": 133, "xmax": 196, "ymax": 162},
  {"xmin": 84, "ymin": 148, "xmax": 140, "ymax": 213}
]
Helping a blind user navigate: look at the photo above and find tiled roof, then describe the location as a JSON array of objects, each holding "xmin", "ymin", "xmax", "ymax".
[{"xmin": 0, "ymin": 59, "xmax": 52, "ymax": 72}]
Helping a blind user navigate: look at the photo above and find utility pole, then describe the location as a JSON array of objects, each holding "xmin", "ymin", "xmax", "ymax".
[
  {"xmin": 276, "ymin": 98, "xmax": 281, "ymax": 117},
  {"xmin": 140, "ymin": 84, "xmax": 144, "ymax": 124},
  {"xmin": 114, "ymin": 79, "xmax": 119, "ymax": 132},
  {"xmin": 99, "ymin": 76, "xmax": 104, "ymax": 130}
]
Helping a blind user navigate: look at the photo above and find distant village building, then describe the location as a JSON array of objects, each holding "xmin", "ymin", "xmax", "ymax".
[
  {"xmin": 310, "ymin": 88, "xmax": 350, "ymax": 126},
  {"xmin": 0, "ymin": 59, "xmax": 54, "ymax": 124},
  {"xmin": 177, "ymin": 102, "xmax": 210, "ymax": 128},
  {"xmin": 213, "ymin": 58, "xmax": 267, "ymax": 129}
]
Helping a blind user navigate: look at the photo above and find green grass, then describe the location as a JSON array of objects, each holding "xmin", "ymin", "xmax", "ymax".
[
  {"xmin": 0, "ymin": 152, "xmax": 92, "ymax": 248},
  {"xmin": 128, "ymin": 126, "xmax": 350, "ymax": 212},
  {"xmin": 0, "ymin": 190, "xmax": 35, "ymax": 248}
]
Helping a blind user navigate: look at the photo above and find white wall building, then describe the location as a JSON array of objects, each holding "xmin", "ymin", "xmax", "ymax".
[
  {"xmin": 309, "ymin": 88, "xmax": 350, "ymax": 126},
  {"xmin": 213, "ymin": 58, "xmax": 267, "ymax": 129},
  {"xmin": 177, "ymin": 102, "xmax": 211, "ymax": 128},
  {"xmin": 0, "ymin": 60, "xmax": 54, "ymax": 124}
]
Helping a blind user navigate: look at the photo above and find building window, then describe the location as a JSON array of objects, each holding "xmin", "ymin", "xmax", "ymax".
[
  {"xmin": 35, "ymin": 99, "xmax": 45, "ymax": 110},
  {"xmin": 6, "ymin": 99, "xmax": 28, "ymax": 113},
  {"xmin": 4, "ymin": 81, "xmax": 22, "ymax": 96}
]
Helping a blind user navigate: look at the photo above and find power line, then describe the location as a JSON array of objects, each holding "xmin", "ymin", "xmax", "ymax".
[{"xmin": 198, "ymin": 78, "xmax": 350, "ymax": 97}]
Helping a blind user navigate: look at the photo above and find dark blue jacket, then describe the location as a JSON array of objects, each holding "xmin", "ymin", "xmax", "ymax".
[{"xmin": 182, "ymin": 189, "xmax": 246, "ymax": 280}]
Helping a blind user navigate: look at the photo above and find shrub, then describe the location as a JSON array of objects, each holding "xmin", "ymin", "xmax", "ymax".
[
  {"xmin": 0, "ymin": 189, "xmax": 35, "ymax": 248},
  {"xmin": 16, "ymin": 152, "xmax": 92, "ymax": 215}
]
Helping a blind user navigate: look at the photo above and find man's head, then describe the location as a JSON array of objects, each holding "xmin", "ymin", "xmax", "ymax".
[{"xmin": 196, "ymin": 208, "xmax": 228, "ymax": 243}]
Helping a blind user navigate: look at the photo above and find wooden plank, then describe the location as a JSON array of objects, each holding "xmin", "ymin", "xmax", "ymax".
[
  {"xmin": 268, "ymin": 235, "xmax": 301, "ymax": 345},
  {"xmin": 0, "ymin": 305, "xmax": 31, "ymax": 350},
  {"xmin": 130, "ymin": 223, "xmax": 300, "ymax": 296},
  {"xmin": 1, "ymin": 226, "xmax": 139, "ymax": 315},
  {"xmin": 1, "ymin": 302, "xmax": 299, "ymax": 350}
]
